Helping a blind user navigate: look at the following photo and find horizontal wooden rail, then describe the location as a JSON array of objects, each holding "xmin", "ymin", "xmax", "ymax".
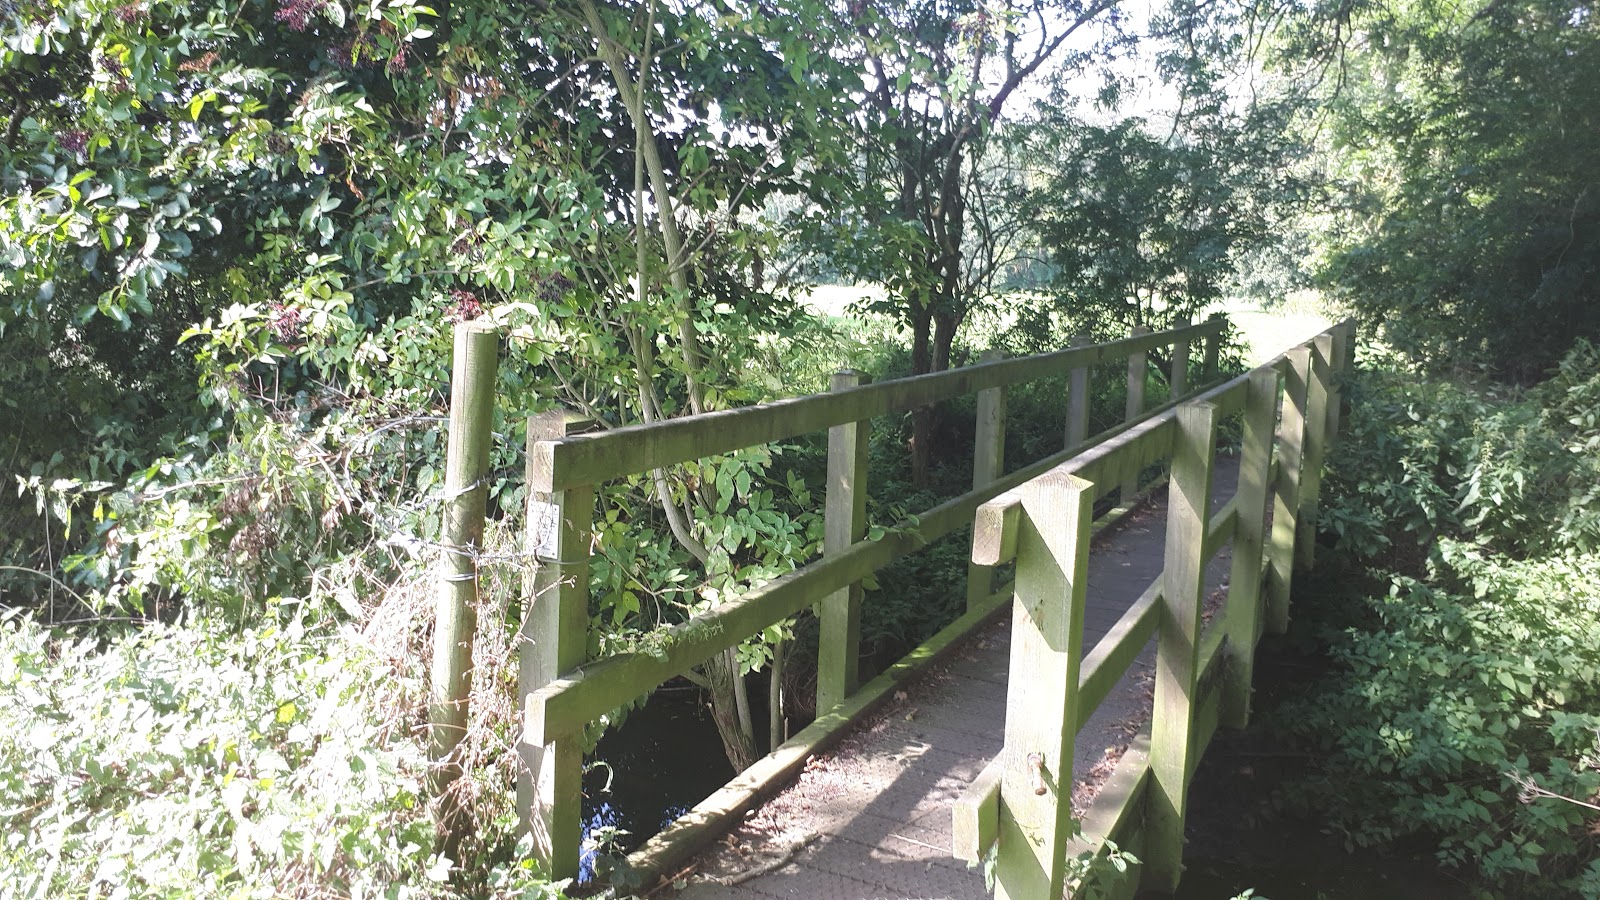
[
  {"xmin": 528, "ymin": 344, "xmax": 1297, "ymax": 746},
  {"xmin": 530, "ymin": 318, "xmax": 1225, "ymax": 492},
  {"xmin": 950, "ymin": 319, "xmax": 1357, "ymax": 895},
  {"xmin": 525, "ymin": 373, "xmax": 1242, "ymax": 744},
  {"xmin": 1202, "ymin": 498, "xmax": 1238, "ymax": 563},
  {"xmin": 1076, "ymin": 580, "xmax": 1161, "ymax": 730},
  {"xmin": 513, "ymin": 315, "xmax": 1307, "ymax": 882}
]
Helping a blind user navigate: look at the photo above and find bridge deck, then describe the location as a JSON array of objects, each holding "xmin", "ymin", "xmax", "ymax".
[{"xmin": 667, "ymin": 458, "xmax": 1241, "ymax": 900}]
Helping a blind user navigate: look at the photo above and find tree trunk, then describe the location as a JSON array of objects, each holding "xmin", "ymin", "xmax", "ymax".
[
  {"xmin": 768, "ymin": 637, "xmax": 786, "ymax": 752},
  {"xmin": 581, "ymin": 0, "xmax": 757, "ymax": 772},
  {"xmin": 933, "ymin": 309, "xmax": 959, "ymax": 373},
  {"xmin": 908, "ymin": 305, "xmax": 964, "ymax": 488},
  {"xmin": 703, "ymin": 648, "xmax": 758, "ymax": 771}
]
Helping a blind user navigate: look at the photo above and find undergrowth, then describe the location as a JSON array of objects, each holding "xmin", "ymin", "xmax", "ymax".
[{"xmin": 1279, "ymin": 340, "xmax": 1600, "ymax": 898}]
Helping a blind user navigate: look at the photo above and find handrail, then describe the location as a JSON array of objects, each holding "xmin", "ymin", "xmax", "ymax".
[
  {"xmin": 515, "ymin": 314, "xmax": 1232, "ymax": 880},
  {"xmin": 523, "ymin": 369, "xmax": 1229, "ymax": 745},
  {"xmin": 949, "ymin": 319, "xmax": 1357, "ymax": 898},
  {"xmin": 530, "ymin": 317, "xmax": 1226, "ymax": 492}
]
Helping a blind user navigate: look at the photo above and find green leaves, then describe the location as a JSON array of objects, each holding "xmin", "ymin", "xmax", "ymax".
[
  {"xmin": 1289, "ymin": 356, "xmax": 1600, "ymax": 895},
  {"xmin": 1295, "ymin": 0, "xmax": 1600, "ymax": 377},
  {"xmin": 0, "ymin": 615, "xmax": 448, "ymax": 899}
]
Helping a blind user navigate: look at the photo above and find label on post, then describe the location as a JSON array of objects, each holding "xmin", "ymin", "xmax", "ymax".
[{"xmin": 529, "ymin": 500, "xmax": 561, "ymax": 560}]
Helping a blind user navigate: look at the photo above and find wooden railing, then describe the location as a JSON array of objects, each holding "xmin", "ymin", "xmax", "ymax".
[
  {"xmin": 950, "ymin": 320, "xmax": 1355, "ymax": 899},
  {"xmin": 503, "ymin": 316, "xmax": 1229, "ymax": 880}
]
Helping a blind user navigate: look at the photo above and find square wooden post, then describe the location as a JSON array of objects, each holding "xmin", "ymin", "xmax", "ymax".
[
  {"xmin": 1221, "ymin": 370, "xmax": 1279, "ymax": 728},
  {"xmin": 1144, "ymin": 400, "xmax": 1219, "ymax": 893},
  {"xmin": 1325, "ymin": 321, "xmax": 1356, "ymax": 445},
  {"xmin": 1295, "ymin": 334, "xmax": 1334, "ymax": 571},
  {"xmin": 1202, "ymin": 313, "xmax": 1225, "ymax": 383},
  {"xmin": 1264, "ymin": 346, "xmax": 1311, "ymax": 633},
  {"xmin": 965, "ymin": 468, "xmax": 1096, "ymax": 900},
  {"xmin": 967, "ymin": 349, "xmax": 1007, "ymax": 610},
  {"xmin": 816, "ymin": 370, "xmax": 870, "ymax": 714},
  {"xmin": 1065, "ymin": 334, "xmax": 1092, "ymax": 450},
  {"xmin": 1121, "ymin": 325, "xmax": 1150, "ymax": 502},
  {"xmin": 519, "ymin": 413, "xmax": 594, "ymax": 879},
  {"xmin": 1170, "ymin": 316, "xmax": 1192, "ymax": 399}
]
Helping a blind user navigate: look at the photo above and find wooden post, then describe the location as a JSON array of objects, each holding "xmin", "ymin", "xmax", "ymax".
[
  {"xmin": 1295, "ymin": 334, "xmax": 1334, "ymax": 571},
  {"xmin": 1170, "ymin": 316, "xmax": 1191, "ymax": 399},
  {"xmin": 816, "ymin": 370, "xmax": 870, "ymax": 714},
  {"xmin": 1065, "ymin": 334, "xmax": 1091, "ymax": 450},
  {"xmin": 971, "ymin": 468, "xmax": 1095, "ymax": 900},
  {"xmin": 520, "ymin": 413, "xmax": 594, "ymax": 878},
  {"xmin": 1144, "ymin": 400, "xmax": 1218, "ymax": 893},
  {"xmin": 1121, "ymin": 325, "xmax": 1150, "ymax": 502},
  {"xmin": 1221, "ymin": 370, "xmax": 1278, "ymax": 728},
  {"xmin": 967, "ymin": 350, "xmax": 1006, "ymax": 611},
  {"xmin": 430, "ymin": 322, "xmax": 499, "ymax": 832},
  {"xmin": 1325, "ymin": 321, "xmax": 1355, "ymax": 445},
  {"xmin": 1265, "ymin": 346, "xmax": 1310, "ymax": 633},
  {"xmin": 1202, "ymin": 313, "xmax": 1225, "ymax": 383}
]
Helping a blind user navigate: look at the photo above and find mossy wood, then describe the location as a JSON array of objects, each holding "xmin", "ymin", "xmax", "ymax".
[
  {"xmin": 1144, "ymin": 401, "xmax": 1219, "ymax": 892},
  {"xmin": 817, "ymin": 370, "xmax": 870, "ymax": 715},
  {"xmin": 518, "ymin": 410, "xmax": 593, "ymax": 876},
  {"xmin": 1170, "ymin": 316, "xmax": 1192, "ymax": 397},
  {"xmin": 949, "ymin": 322, "xmax": 1352, "ymax": 898},
  {"xmin": 967, "ymin": 349, "xmax": 1008, "ymax": 612},
  {"xmin": 1265, "ymin": 345, "xmax": 1311, "ymax": 633},
  {"xmin": 503, "ymin": 317, "xmax": 1344, "ymax": 884},
  {"xmin": 970, "ymin": 469, "xmax": 1096, "ymax": 900},
  {"xmin": 428, "ymin": 322, "xmax": 498, "ymax": 822},
  {"xmin": 1296, "ymin": 333, "xmax": 1335, "ymax": 570},
  {"xmin": 1065, "ymin": 334, "xmax": 1092, "ymax": 450},
  {"xmin": 529, "ymin": 319, "xmax": 1225, "ymax": 493},
  {"xmin": 523, "ymin": 358, "xmax": 1245, "ymax": 749},
  {"xmin": 1221, "ymin": 369, "xmax": 1280, "ymax": 728},
  {"xmin": 1120, "ymin": 326, "xmax": 1151, "ymax": 502}
]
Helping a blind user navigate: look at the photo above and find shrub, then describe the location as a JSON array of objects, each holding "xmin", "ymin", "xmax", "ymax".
[
  {"xmin": 0, "ymin": 613, "xmax": 448, "ymax": 899},
  {"xmin": 1283, "ymin": 341, "xmax": 1600, "ymax": 896}
]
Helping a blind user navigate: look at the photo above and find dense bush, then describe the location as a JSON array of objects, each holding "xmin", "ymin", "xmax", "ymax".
[
  {"xmin": 0, "ymin": 575, "xmax": 575, "ymax": 900},
  {"xmin": 1283, "ymin": 342, "xmax": 1600, "ymax": 897},
  {"xmin": 2, "ymin": 613, "xmax": 441, "ymax": 899},
  {"xmin": 1302, "ymin": 0, "xmax": 1600, "ymax": 379}
]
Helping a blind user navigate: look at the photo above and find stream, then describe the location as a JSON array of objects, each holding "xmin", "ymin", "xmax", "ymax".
[{"xmin": 580, "ymin": 683, "xmax": 732, "ymax": 880}]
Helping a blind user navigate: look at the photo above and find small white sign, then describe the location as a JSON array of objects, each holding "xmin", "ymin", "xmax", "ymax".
[{"xmin": 529, "ymin": 500, "xmax": 561, "ymax": 559}]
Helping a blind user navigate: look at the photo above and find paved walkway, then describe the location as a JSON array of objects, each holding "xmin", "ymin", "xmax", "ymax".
[{"xmin": 664, "ymin": 458, "xmax": 1242, "ymax": 900}]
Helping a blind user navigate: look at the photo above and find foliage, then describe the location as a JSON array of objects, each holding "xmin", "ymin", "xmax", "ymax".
[
  {"xmin": 1284, "ymin": 0, "xmax": 1600, "ymax": 378},
  {"xmin": 1319, "ymin": 341, "xmax": 1600, "ymax": 562},
  {"xmin": 0, "ymin": 527, "xmax": 583, "ymax": 899},
  {"xmin": 0, "ymin": 611, "xmax": 449, "ymax": 899},
  {"xmin": 0, "ymin": 0, "xmax": 884, "ymax": 771},
  {"xmin": 1019, "ymin": 97, "xmax": 1297, "ymax": 337},
  {"xmin": 1284, "ymin": 345, "xmax": 1600, "ymax": 896}
]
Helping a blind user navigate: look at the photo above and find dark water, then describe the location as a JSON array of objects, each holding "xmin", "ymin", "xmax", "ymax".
[{"xmin": 579, "ymin": 683, "xmax": 732, "ymax": 879}]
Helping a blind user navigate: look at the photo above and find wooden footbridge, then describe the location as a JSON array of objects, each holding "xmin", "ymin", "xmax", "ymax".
[{"xmin": 433, "ymin": 316, "xmax": 1354, "ymax": 899}]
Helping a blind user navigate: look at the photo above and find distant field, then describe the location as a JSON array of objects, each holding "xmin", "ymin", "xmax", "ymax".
[
  {"xmin": 799, "ymin": 285, "xmax": 1334, "ymax": 368},
  {"xmin": 801, "ymin": 284, "xmax": 885, "ymax": 317},
  {"xmin": 1212, "ymin": 301, "xmax": 1332, "ymax": 366}
]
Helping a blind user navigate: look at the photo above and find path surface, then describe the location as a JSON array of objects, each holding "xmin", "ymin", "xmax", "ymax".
[{"xmin": 665, "ymin": 458, "xmax": 1242, "ymax": 900}]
